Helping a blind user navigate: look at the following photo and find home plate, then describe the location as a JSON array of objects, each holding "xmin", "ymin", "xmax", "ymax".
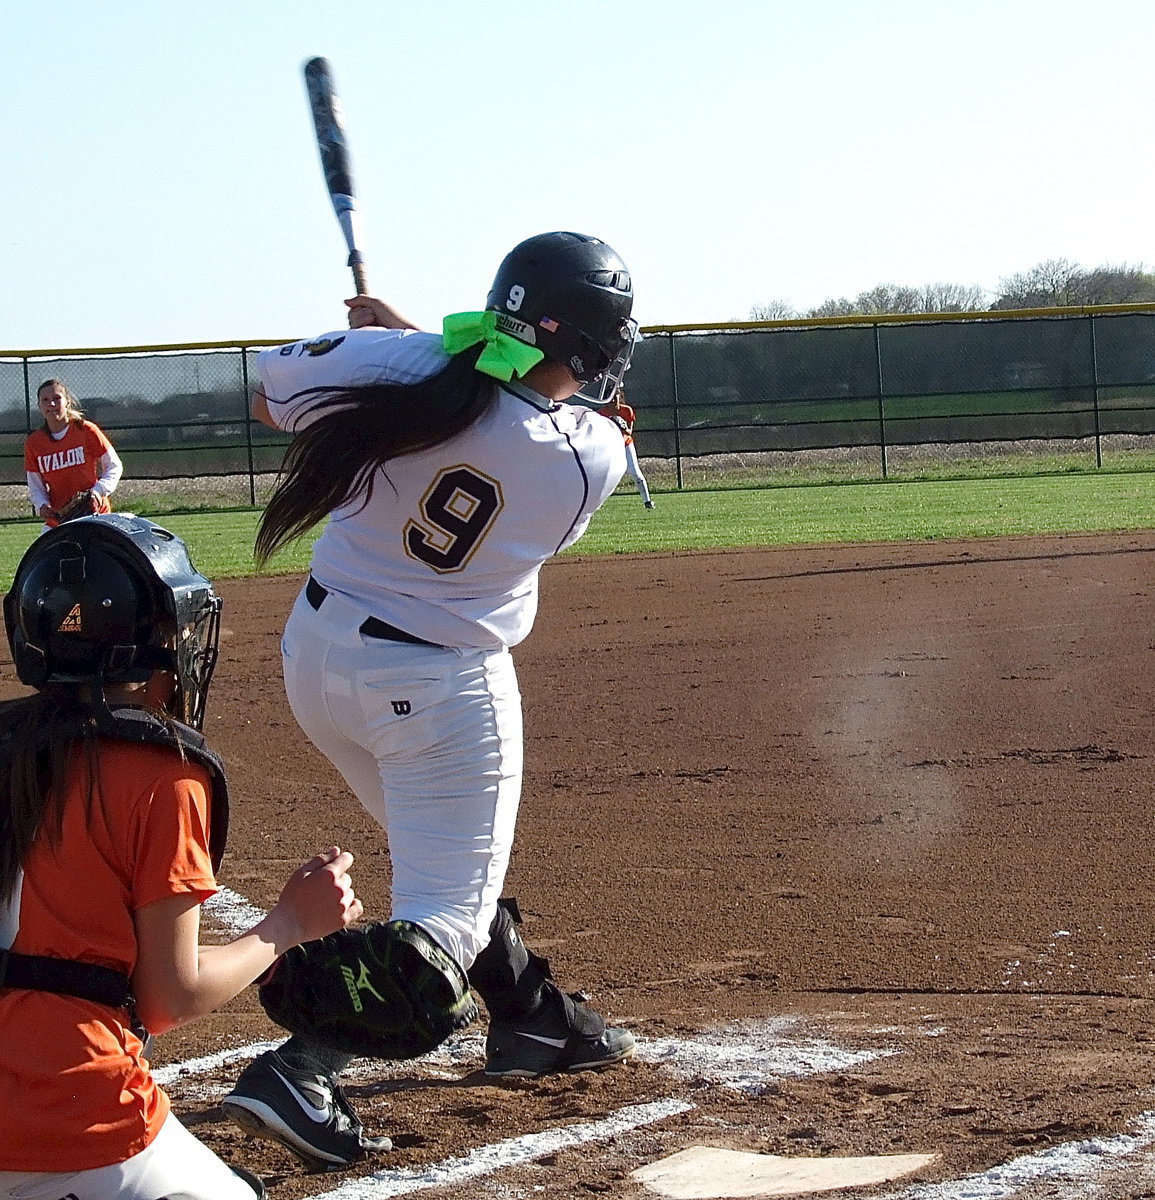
[{"xmin": 631, "ymin": 1146, "xmax": 939, "ymax": 1198}]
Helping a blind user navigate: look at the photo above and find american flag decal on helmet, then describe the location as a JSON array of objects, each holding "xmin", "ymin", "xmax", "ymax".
[{"xmin": 538, "ymin": 316, "xmax": 559, "ymax": 332}]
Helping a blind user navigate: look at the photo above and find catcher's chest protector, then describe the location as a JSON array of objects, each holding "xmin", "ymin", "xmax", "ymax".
[{"xmin": 94, "ymin": 706, "xmax": 230, "ymax": 871}]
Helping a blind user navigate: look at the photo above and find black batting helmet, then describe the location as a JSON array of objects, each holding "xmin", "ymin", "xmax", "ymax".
[
  {"xmin": 485, "ymin": 232, "xmax": 636, "ymax": 386},
  {"xmin": 3, "ymin": 514, "xmax": 222, "ymax": 729}
]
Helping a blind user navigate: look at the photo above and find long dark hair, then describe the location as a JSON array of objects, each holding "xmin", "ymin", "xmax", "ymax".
[
  {"xmin": 0, "ymin": 689, "xmax": 102, "ymax": 902},
  {"xmin": 255, "ymin": 347, "xmax": 497, "ymax": 566},
  {"xmin": 0, "ymin": 685, "xmax": 190, "ymax": 902}
]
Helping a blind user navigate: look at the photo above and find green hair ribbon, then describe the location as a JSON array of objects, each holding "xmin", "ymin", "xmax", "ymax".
[{"xmin": 441, "ymin": 310, "xmax": 545, "ymax": 382}]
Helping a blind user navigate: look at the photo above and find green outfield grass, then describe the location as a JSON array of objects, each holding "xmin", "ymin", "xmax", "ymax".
[{"xmin": 1, "ymin": 471, "xmax": 1153, "ymax": 590}]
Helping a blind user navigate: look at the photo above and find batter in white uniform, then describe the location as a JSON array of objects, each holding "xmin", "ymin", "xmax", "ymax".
[{"xmin": 223, "ymin": 232, "xmax": 640, "ymax": 1170}]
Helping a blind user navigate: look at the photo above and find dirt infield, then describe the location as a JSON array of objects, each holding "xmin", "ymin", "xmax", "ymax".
[{"xmin": 4, "ymin": 531, "xmax": 1155, "ymax": 1198}]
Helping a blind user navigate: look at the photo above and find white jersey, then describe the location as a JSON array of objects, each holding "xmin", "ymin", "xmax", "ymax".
[{"xmin": 258, "ymin": 328, "xmax": 626, "ymax": 649}]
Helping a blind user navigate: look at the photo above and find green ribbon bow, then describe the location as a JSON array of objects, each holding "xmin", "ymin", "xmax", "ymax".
[{"xmin": 441, "ymin": 310, "xmax": 545, "ymax": 382}]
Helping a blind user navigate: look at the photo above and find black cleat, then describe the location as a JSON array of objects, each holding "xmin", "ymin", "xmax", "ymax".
[
  {"xmin": 484, "ymin": 983, "xmax": 635, "ymax": 1078},
  {"xmin": 221, "ymin": 1049, "xmax": 390, "ymax": 1170}
]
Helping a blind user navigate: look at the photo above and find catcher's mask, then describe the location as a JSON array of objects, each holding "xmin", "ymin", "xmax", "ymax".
[
  {"xmin": 3, "ymin": 514, "xmax": 222, "ymax": 729},
  {"xmin": 485, "ymin": 231, "xmax": 638, "ymax": 401}
]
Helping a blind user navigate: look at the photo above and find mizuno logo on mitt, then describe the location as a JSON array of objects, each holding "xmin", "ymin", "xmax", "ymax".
[{"xmin": 340, "ymin": 958, "xmax": 388, "ymax": 1012}]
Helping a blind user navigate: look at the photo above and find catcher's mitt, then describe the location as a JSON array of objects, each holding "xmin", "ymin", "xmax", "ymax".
[
  {"xmin": 259, "ymin": 920, "xmax": 478, "ymax": 1060},
  {"xmin": 55, "ymin": 489, "xmax": 98, "ymax": 523}
]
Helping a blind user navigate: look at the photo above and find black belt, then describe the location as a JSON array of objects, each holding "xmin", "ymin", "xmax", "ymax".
[
  {"xmin": 305, "ymin": 577, "xmax": 440, "ymax": 647},
  {"xmin": 0, "ymin": 947, "xmax": 132, "ymax": 1009}
]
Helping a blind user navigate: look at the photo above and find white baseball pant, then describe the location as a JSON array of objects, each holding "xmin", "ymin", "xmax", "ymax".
[
  {"xmin": 279, "ymin": 585, "xmax": 523, "ymax": 969},
  {"xmin": 623, "ymin": 442, "xmax": 652, "ymax": 505},
  {"xmin": 0, "ymin": 1112, "xmax": 257, "ymax": 1199}
]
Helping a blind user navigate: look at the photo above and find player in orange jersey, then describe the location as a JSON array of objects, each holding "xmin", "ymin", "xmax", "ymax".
[
  {"xmin": 24, "ymin": 378, "xmax": 123, "ymax": 529},
  {"xmin": 0, "ymin": 515, "xmax": 363, "ymax": 1199},
  {"xmin": 597, "ymin": 385, "xmax": 654, "ymax": 507}
]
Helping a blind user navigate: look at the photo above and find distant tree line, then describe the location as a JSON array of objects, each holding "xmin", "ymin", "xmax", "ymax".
[{"xmin": 751, "ymin": 260, "xmax": 1155, "ymax": 321}]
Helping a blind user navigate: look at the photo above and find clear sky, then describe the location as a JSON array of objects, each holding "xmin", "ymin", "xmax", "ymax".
[{"xmin": 4, "ymin": 0, "xmax": 1153, "ymax": 350}]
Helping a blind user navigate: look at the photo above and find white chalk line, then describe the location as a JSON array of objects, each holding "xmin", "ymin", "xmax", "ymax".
[
  {"xmin": 153, "ymin": 1039, "xmax": 283, "ymax": 1088},
  {"xmin": 158, "ymin": 1006, "xmax": 892, "ymax": 1197},
  {"xmin": 635, "ymin": 1023, "xmax": 895, "ymax": 1092},
  {"xmin": 205, "ymin": 886, "xmax": 267, "ymax": 936},
  {"xmin": 307, "ymin": 1099, "xmax": 694, "ymax": 1200},
  {"xmin": 883, "ymin": 1110, "xmax": 1155, "ymax": 1200},
  {"xmin": 198, "ymin": 889, "xmax": 1155, "ymax": 1199},
  {"xmin": 157, "ymin": 1018, "xmax": 893, "ymax": 1096}
]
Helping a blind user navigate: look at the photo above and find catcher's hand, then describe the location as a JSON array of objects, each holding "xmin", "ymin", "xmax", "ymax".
[{"xmin": 55, "ymin": 489, "xmax": 99, "ymax": 523}]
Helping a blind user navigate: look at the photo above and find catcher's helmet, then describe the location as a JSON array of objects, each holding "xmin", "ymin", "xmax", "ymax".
[
  {"xmin": 3, "ymin": 514, "xmax": 222, "ymax": 729},
  {"xmin": 486, "ymin": 232, "xmax": 637, "ymax": 394}
]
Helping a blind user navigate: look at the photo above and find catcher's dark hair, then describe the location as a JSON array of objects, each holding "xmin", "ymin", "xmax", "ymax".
[
  {"xmin": 0, "ymin": 685, "xmax": 191, "ymax": 902},
  {"xmin": 0, "ymin": 689, "xmax": 102, "ymax": 903},
  {"xmin": 255, "ymin": 346, "xmax": 496, "ymax": 566}
]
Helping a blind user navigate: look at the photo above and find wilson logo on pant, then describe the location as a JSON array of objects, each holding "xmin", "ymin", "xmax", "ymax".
[{"xmin": 391, "ymin": 700, "xmax": 412, "ymax": 716}]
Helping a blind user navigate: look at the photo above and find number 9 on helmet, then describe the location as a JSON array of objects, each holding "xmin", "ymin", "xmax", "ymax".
[{"xmin": 485, "ymin": 231, "xmax": 638, "ymax": 404}]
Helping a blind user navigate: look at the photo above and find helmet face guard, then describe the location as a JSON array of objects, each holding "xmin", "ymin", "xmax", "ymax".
[
  {"xmin": 577, "ymin": 318, "xmax": 640, "ymax": 406},
  {"xmin": 3, "ymin": 514, "xmax": 222, "ymax": 729},
  {"xmin": 486, "ymin": 232, "xmax": 635, "ymax": 386},
  {"xmin": 170, "ymin": 573, "xmax": 222, "ymax": 729}
]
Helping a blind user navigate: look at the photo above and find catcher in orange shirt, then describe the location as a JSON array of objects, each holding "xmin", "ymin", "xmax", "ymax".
[
  {"xmin": 597, "ymin": 386, "xmax": 654, "ymax": 508},
  {"xmin": 24, "ymin": 378, "xmax": 123, "ymax": 529},
  {"xmin": 0, "ymin": 515, "xmax": 363, "ymax": 1199}
]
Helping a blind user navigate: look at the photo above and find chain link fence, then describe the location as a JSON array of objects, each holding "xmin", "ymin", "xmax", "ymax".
[
  {"xmin": 4, "ymin": 305, "xmax": 1155, "ymax": 520},
  {"xmin": 627, "ymin": 305, "xmax": 1155, "ymax": 489},
  {"xmin": 0, "ymin": 342, "xmax": 286, "ymax": 519}
]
